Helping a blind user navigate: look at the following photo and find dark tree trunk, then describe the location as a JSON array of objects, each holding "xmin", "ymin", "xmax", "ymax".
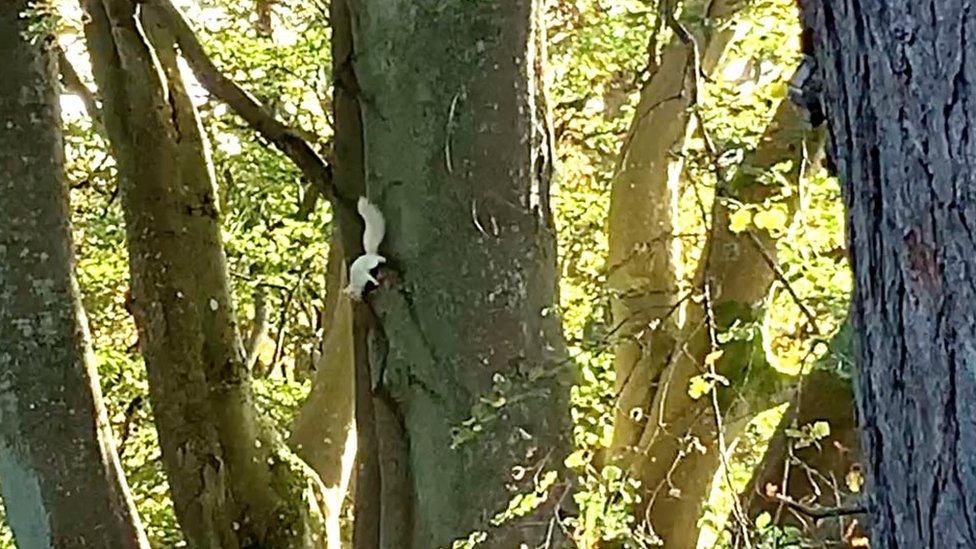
[
  {"xmin": 331, "ymin": 1, "xmax": 574, "ymax": 547},
  {"xmin": 802, "ymin": 0, "xmax": 976, "ymax": 546},
  {"xmin": 0, "ymin": 3, "xmax": 147, "ymax": 547}
]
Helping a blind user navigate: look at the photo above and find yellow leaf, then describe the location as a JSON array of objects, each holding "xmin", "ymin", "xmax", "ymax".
[
  {"xmin": 688, "ymin": 375, "xmax": 713, "ymax": 400},
  {"xmin": 846, "ymin": 467, "xmax": 864, "ymax": 493},
  {"xmin": 601, "ymin": 423, "xmax": 614, "ymax": 447},
  {"xmin": 811, "ymin": 420, "xmax": 831, "ymax": 439},
  {"xmin": 753, "ymin": 207, "xmax": 789, "ymax": 233},
  {"xmin": 729, "ymin": 208, "xmax": 752, "ymax": 233},
  {"xmin": 256, "ymin": 337, "xmax": 276, "ymax": 365},
  {"xmin": 564, "ymin": 450, "xmax": 588, "ymax": 469}
]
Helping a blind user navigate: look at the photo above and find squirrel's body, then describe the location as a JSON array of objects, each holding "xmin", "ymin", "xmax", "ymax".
[{"xmin": 343, "ymin": 196, "xmax": 386, "ymax": 300}]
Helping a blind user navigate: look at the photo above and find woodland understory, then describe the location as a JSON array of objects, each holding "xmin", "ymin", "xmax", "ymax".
[{"xmin": 5, "ymin": 0, "xmax": 954, "ymax": 547}]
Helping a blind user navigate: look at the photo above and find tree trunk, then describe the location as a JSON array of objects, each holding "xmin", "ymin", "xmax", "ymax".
[
  {"xmin": 636, "ymin": 94, "xmax": 825, "ymax": 549},
  {"xmin": 606, "ymin": 0, "xmax": 742, "ymax": 466},
  {"xmin": 607, "ymin": 0, "xmax": 741, "ymax": 467},
  {"xmin": 605, "ymin": 24, "xmax": 827, "ymax": 539},
  {"xmin": 131, "ymin": 3, "xmax": 353, "ymax": 542},
  {"xmin": 290, "ymin": 238, "xmax": 356, "ymax": 549},
  {"xmin": 802, "ymin": 0, "xmax": 976, "ymax": 546},
  {"xmin": 332, "ymin": 1, "xmax": 574, "ymax": 547},
  {"xmin": 0, "ymin": 4, "xmax": 148, "ymax": 547},
  {"xmin": 82, "ymin": 1, "xmax": 328, "ymax": 545}
]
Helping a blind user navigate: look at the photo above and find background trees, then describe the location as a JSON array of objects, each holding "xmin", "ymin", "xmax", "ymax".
[
  {"xmin": 0, "ymin": 0, "xmax": 864, "ymax": 547},
  {"xmin": 553, "ymin": 0, "xmax": 859, "ymax": 545}
]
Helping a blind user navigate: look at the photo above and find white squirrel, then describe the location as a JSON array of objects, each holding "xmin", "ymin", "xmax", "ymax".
[{"xmin": 342, "ymin": 196, "xmax": 386, "ymax": 300}]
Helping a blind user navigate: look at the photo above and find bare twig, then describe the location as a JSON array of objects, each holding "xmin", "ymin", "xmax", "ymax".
[
  {"xmin": 704, "ymin": 285, "xmax": 753, "ymax": 546},
  {"xmin": 229, "ymin": 271, "xmax": 292, "ymax": 292},
  {"xmin": 244, "ymin": 288, "xmax": 269, "ymax": 371},
  {"xmin": 775, "ymin": 494, "xmax": 866, "ymax": 521},
  {"xmin": 270, "ymin": 276, "xmax": 303, "ymax": 377},
  {"xmin": 603, "ymin": 232, "xmax": 704, "ymax": 279},
  {"xmin": 634, "ymin": 0, "xmax": 665, "ymax": 85},
  {"xmin": 662, "ymin": 3, "xmax": 755, "ymax": 544},
  {"xmin": 745, "ymin": 230, "xmax": 822, "ymax": 334}
]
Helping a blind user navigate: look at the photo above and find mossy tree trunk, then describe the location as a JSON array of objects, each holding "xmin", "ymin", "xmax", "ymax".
[
  {"xmin": 802, "ymin": 0, "xmax": 976, "ymax": 545},
  {"xmin": 81, "ymin": 0, "xmax": 328, "ymax": 545},
  {"xmin": 0, "ymin": 3, "xmax": 148, "ymax": 547},
  {"xmin": 118, "ymin": 2, "xmax": 353, "ymax": 544},
  {"xmin": 331, "ymin": 0, "xmax": 574, "ymax": 547}
]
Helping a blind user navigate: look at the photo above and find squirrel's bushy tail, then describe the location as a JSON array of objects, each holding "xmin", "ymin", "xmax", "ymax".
[{"xmin": 358, "ymin": 196, "xmax": 385, "ymax": 254}]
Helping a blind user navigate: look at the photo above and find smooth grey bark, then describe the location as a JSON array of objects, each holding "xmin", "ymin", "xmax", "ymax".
[
  {"xmin": 802, "ymin": 0, "xmax": 976, "ymax": 546},
  {"xmin": 332, "ymin": 0, "xmax": 574, "ymax": 547},
  {"xmin": 0, "ymin": 3, "xmax": 148, "ymax": 547}
]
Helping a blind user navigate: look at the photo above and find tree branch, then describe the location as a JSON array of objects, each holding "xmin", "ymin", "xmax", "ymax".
[
  {"xmin": 746, "ymin": 229, "xmax": 822, "ymax": 334},
  {"xmin": 150, "ymin": 0, "xmax": 335, "ymax": 200},
  {"xmin": 116, "ymin": 395, "xmax": 144, "ymax": 457},
  {"xmin": 775, "ymin": 494, "xmax": 866, "ymax": 521},
  {"xmin": 244, "ymin": 288, "xmax": 269, "ymax": 372},
  {"xmin": 57, "ymin": 47, "xmax": 105, "ymax": 133}
]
